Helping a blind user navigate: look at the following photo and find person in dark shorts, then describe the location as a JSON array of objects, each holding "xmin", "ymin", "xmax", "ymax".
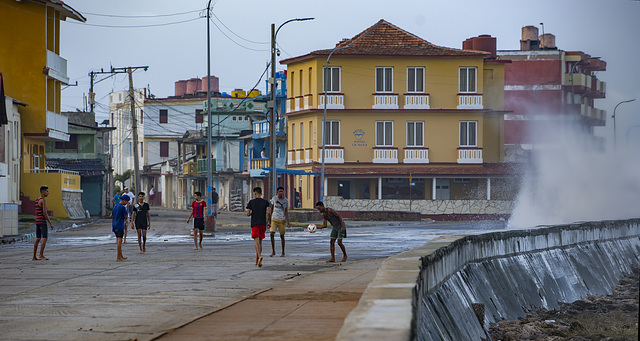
[
  {"xmin": 122, "ymin": 187, "xmax": 135, "ymax": 243},
  {"xmin": 315, "ymin": 201, "xmax": 347, "ymax": 263},
  {"xmin": 110, "ymin": 195, "xmax": 129, "ymax": 261},
  {"xmin": 246, "ymin": 187, "xmax": 270, "ymax": 267},
  {"xmin": 33, "ymin": 185, "xmax": 54, "ymax": 261},
  {"xmin": 131, "ymin": 192, "xmax": 151, "ymax": 253},
  {"xmin": 187, "ymin": 191, "xmax": 206, "ymax": 250}
]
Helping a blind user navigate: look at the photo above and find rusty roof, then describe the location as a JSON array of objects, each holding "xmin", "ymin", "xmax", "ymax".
[{"xmin": 281, "ymin": 19, "xmax": 488, "ymax": 64}]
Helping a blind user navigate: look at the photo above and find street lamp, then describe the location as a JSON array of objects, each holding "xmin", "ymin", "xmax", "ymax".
[
  {"xmin": 270, "ymin": 18, "xmax": 313, "ymax": 199},
  {"xmin": 612, "ymin": 99, "xmax": 636, "ymax": 150}
]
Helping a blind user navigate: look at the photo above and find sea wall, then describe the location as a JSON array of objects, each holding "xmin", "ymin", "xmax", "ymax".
[{"xmin": 337, "ymin": 219, "xmax": 640, "ymax": 341}]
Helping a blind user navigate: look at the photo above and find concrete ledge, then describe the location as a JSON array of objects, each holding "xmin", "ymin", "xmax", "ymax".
[{"xmin": 337, "ymin": 219, "xmax": 640, "ymax": 341}]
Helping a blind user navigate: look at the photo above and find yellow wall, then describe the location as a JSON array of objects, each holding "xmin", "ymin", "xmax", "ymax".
[{"xmin": 22, "ymin": 172, "xmax": 81, "ymax": 218}]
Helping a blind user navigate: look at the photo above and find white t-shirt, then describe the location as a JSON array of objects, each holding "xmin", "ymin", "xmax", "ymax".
[
  {"xmin": 125, "ymin": 191, "xmax": 135, "ymax": 204},
  {"xmin": 270, "ymin": 196, "xmax": 288, "ymax": 221}
]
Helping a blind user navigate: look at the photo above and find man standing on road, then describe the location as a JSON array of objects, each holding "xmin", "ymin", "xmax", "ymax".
[
  {"xmin": 268, "ymin": 186, "xmax": 290, "ymax": 257},
  {"xmin": 122, "ymin": 187, "xmax": 135, "ymax": 243},
  {"xmin": 131, "ymin": 192, "xmax": 151, "ymax": 253},
  {"xmin": 110, "ymin": 195, "xmax": 129, "ymax": 262},
  {"xmin": 33, "ymin": 185, "xmax": 54, "ymax": 261},
  {"xmin": 246, "ymin": 187, "xmax": 270, "ymax": 267},
  {"xmin": 315, "ymin": 201, "xmax": 347, "ymax": 263},
  {"xmin": 187, "ymin": 191, "xmax": 206, "ymax": 250}
]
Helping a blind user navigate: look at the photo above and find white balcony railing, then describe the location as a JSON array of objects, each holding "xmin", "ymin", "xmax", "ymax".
[
  {"xmin": 457, "ymin": 95, "xmax": 483, "ymax": 109},
  {"xmin": 319, "ymin": 94, "xmax": 345, "ymax": 109},
  {"xmin": 46, "ymin": 50, "xmax": 69, "ymax": 84},
  {"xmin": 404, "ymin": 94, "xmax": 430, "ymax": 109},
  {"xmin": 294, "ymin": 97, "xmax": 302, "ymax": 112},
  {"xmin": 373, "ymin": 148, "xmax": 398, "ymax": 163},
  {"xmin": 403, "ymin": 149, "xmax": 429, "ymax": 163},
  {"xmin": 372, "ymin": 94, "xmax": 399, "ymax": 109},
  {"xmin": 287, "ymin": 150, "xmax": 294, "ymax": 165},
  {"xmin": 46, "ymin": 111, "xmax": 69, "ymax": 141},
  {"xmin": 304, "ymin": 149, "xmax": 312, "ymax": 163},
  {"xmin": 319, "ymin": 148, "xmax": 344, "ymax": 163},
  {"xmin": 457, "ymin": 148, "xmax": 483, "ymax": 164},
  {"xmin": 295, "ymin": 149, "xmax": 302, "ymax": 164},
  {"xmin": 286, "ymin": 98, "xmax": 293, "ymax": 113}
]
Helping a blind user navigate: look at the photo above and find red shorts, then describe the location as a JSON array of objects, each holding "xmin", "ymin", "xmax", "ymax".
[{"xmin": 251, "ymin": 225, "xmax": 266, "ymax": 240}]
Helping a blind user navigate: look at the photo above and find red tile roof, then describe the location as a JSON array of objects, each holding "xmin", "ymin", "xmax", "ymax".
[{"xmin": 281, "ymin": 19, "xmax": 488, "ymax": 64}]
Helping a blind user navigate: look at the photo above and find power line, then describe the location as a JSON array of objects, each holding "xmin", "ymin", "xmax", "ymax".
[
  {"xmin": 211, "ymin": 12, "xmax": 269, "ymax": 45},
  {"xmin": 209, "ymin": 18, "xmax": 269, "ymax": 52},
  {"xmin": 65, "ymin": 17, "xmax": 201, "ymax": 28},
  {"xmin": 81, "ymin": 9, "xmax": 202, "ymax": 18}
]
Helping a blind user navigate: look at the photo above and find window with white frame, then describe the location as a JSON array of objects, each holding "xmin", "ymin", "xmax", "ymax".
[
  {"xmin": 459, "ymin": 121, "xmax": 477, "ymax": 147},
  {"xmin": 407, "ymin": 67, "xmax": 424, "ymax": 93},
  {"xmin": 459, "ymin": 67, "xmax": 477, "ymax": 93},
  {"xmin": 323, "ymin": 120, "xmax": 340, "ymax": 146},
  {"xmin": 375, "ymin": 67, "xmax": 393, "ymax": 93},
  {"xmin": 376, "ymin": 121, "xmax": 393, "ymax": 146},
  {"xmin": 323, "ymin": 67, "xmax": 340, "ymax": 92},
  {"xmin": 406, "ymin": 121, "xmax": 424, "ymax": 147}
]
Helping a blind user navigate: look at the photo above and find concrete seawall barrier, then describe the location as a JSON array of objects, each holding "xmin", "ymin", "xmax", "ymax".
[{"xmin": 337, "ymin": 219, "xmax": 640, "ymax": 341}]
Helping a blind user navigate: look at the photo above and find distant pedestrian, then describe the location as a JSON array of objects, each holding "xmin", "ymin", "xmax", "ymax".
[
  {"xmin": 149, "ymin": 185, "xmax": 155, "ymax": 206},
  {"xmin": 315, "ymin": 201, "xmax": 347, "ymax": 263},
  {"xmin": 297, "ymin": 187, "xmax": 302, "ymax": 208},
  {"xmin": 110, "ymin": 195, "xmax": 129, "ymax": 262},
  {"xmin": 112, "ymin": 190, "xmax": 121, "ymax": 208},
  {"xmin": 131, "ymin": 192, "xmax": 151, "ymax": 253},
  {"xmin": 212, "ymin": 188, "xmax": 219, "ymax": 217},
  {"xmin": 122, "ymin": 187, "xmax": 135, "ymax": 243},
  {"xmin": 32, "ymin": 185, "xmax": 54, "ymax": 261},
  {"xmin": 268, "ymin": 186, "xmax": 290, "ymax": 257},
  {"xmin": 246, "ymin": 187, "xmax": 270, "ymax": 267},
  {"xmin": 187, "ymin": 191, "xmax": 206, "ymax": 250},
  {"xmin": 261, "ymin": 148, "xmax": 267, "ymax": 158}
]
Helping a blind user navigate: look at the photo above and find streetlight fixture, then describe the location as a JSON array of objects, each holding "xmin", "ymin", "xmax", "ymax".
[
  {"xmin": 612, "ymin": 98, "xmax": 636, "ymax": 150},
  {"xmin": 270, "ymin": 18, "xmax": 314, "ymax": 199}
]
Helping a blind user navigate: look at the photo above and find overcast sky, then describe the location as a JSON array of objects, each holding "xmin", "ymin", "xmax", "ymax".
[{"xmin": 60, "ymin": 0, "xmax": 640, "ymax": 147}]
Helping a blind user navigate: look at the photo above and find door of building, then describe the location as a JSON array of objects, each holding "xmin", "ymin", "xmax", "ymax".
[
  {"xmin": 435, "ymin": 178, "xmax": 450, "ymax": 200},
  {"xmin": 337, "ymin": 180, "xmax": 351, "ymax": 199}
]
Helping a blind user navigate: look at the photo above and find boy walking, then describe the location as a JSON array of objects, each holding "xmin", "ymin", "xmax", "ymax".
[
  {"xmin": 122, "ymin": 187, "xmax": 135, "ymax": 243},
  {"xmin": 268, "ymin": 186, "xmax": 290, "ymax": 257},
  {"xmin": 187, "ymin": 191, "xmax": 206, "ymax": 250},
  {"xmin": 131, "ymin": 192, "xmax": 151, "ymax": 253},
  {"xmin": 110, "ymin": 195, "xmax": 129, "ymax": 262},
  {"xmin": 246, "ymin": 187, "xmax": 270, "ymax": 267},
  {"xmin": 315, "ymin": 201, "xmax": 347, "ymax": 263},
  {"xmin": 32, "ymin": 185, "xmax": 54, "ymax": 260}
]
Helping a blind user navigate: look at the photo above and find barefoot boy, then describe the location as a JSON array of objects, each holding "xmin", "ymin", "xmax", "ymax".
[
  {"xmin": 110, "ymin": 195, "xmax": 129, "ymax": 261},
  {"xmin": 131, "ymin": 192, "xmax": 151, "ymax": 253},
  {"xmin": 187, "ymin": 191, "xmax": 206, "ymax": 250},
  {"xmin": 246, "ymin": 187, "xmax": 270, "ymax": 267},
  {"xmin": 268, "ymin": 186, "xmax": 290, "ymax": 257},
  {"xmin": 33, "ymin": 185, "xmax": 54, "ymax": 260},
  {"xmin": 315, "ymin": 201, "xmax": 347, "ymax": 263}
]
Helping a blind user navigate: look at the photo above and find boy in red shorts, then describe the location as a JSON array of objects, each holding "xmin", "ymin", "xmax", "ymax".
[
  {"xmin": 187, "ymin": 191, "xmax": 206, "ymax": 250},
  {"xmin": 246, "ymin": 187, "xmax": 270, "ymax": 267}
]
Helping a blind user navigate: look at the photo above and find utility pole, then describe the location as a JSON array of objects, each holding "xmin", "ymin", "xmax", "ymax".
[{"xmin": 127, "ymin": 67, "xmax": 141, "ymax": 193}]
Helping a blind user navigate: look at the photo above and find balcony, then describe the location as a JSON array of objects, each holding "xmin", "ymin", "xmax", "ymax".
[
  {"xmin": 46, "ymin": 111, "xmax": 69, "ymax": 141},
  {"xmin": 304, "ymin": 148, "xmax": 313, "ymax": 163},
  {"xmin": 319, "ymin": 94, "xmax": 345, "ymax": 109},
  {"xmin": 403, "ymin": 148, "xmax": 429, "ymax": 163},
  {"xmin": 250, "ymin": 158, "xmax": 270, "ymax": 177},
  {"xmin": 373, "ymin": 148, "xmax": 398, "ymax": 164},
  {"xmin": 304, "ymin": 94, "xmax": 313, "ymax": 110},
  {"xmin": 46, "ymin": 50, "xmax": 69, "ymax": 84},
  {"xmin": 404, "ymin": 94, "xmax": 430, "ymax": 109},
  {"xmin": 457, "ymin": 148, "xmax": 483, "ymax": 164},
  {"xmin": 197, "ymin": 158, "xmax": 216, "ymax": 173},
  {"xmin": 294, "ymin": 96, "xmax": 302, "ymax": 111},
  {"xmin": 457, "ymin": 94, "xmax": 483, "ymax": 109},
  {"xmin": 318, "ymin": 147, "xmax": 344, "ymax": 163},
  {"xmin": 183, "ymin": 162, "xmax": 197, "ymax": 175},
  {"xmin": 565, "ymin": 73, "xmax": 592, "ymax": 93},
  {"xmin": 252, "ymin": 119, "xmax": 284, "ymax": 139},
  {"xmin": 295, "ymin": 149, "xmax": 302, "ymax": 164},
  {"xmin": 372, "ymin": 94, "xmax": 399, "ymax": 109}
]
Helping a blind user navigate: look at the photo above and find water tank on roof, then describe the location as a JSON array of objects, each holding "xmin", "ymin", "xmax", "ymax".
[
  {"xmin": 175, "ymin": 80, "xmax": 187, "ymax": 97},
  {"xmin": 232, "ymin": 89, "xmax": 246, "ymax": 98},
  {"xmin": 522, "ymin": 26, "xmax": 539, "ymax": 41},
  {"xmin": 539, "ymin": 34, "xmax": 556, "ymax": 49},
  {"xmin": 462, "ymin": 35, "xmax": 496, "ymax": 58},
  {"xmin": 201, "ymin": 75, "xmax": 220, "ymax": 93},
  {"xmin": 186, "ymin": 78, "xmax": 202, "ymax": 95}
]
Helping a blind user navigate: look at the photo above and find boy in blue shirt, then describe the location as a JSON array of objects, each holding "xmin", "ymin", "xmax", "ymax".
[{"xmin": 110, "ymin": 195, "xmax": 129, "ymax": 261}]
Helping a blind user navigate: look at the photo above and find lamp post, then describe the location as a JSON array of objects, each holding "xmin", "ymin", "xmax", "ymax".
[
  {"xmin": 612, "ymin": 99, "xmax": 636, "ymax": 150},
  {"xmin": 270, "ymin": 18, "xmax": 313, "ymax": 199},
  {"xmin": 206, "ymin": 0, "xmax": 213, "ymax": 219}
]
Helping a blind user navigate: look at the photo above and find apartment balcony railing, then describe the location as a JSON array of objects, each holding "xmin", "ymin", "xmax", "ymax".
[
  {"xmin": 319, "ymin": 94, "xmax": 345, "ymax": 110},
  {"xmin": 304, "ymin": 94, "xmax": 313, "ymax": 110},
  {"xmin": 457, "ymin": 94, "xmax": 483, "ymax": 109},
  {"xmin": 294, "ymin": 96, "xmax": 302, "ymax": 112},
  {"xmin": 252, "ymin": 120, "xmax": 284, "ymax": 138},
  {"xmin": 46, "ymin": 50, "xmax": 69, "ymax": 84},
  {"xmin": 318, "ymin": 147, "xmax": 344, "ymax": 163},
  {"xmin": 403, "ymin": 148, "xmax": 429, "ymax": 163},
  {"xmin": 294, "ymin": 149, "xmax": 302, "ymax": 164},
  {"xmin": 372, "ymin": 94, "xmax": 399, "ymax": 109},
  {"xmin": 46, "ymin": 111, "xmax": 69, "ymax": 141},
  {"xmin": 373, "ymin": 147, "xmax": 398, "ymax": 163},
  {"xmin": 286, "ymin": 98, "xmax": 293, "ymax": 113},
  {"xmin": 304, "ymin": 148, "xmax": 313, "ymax": 163},
  {"xmin": 183, "ymin": 162, "xmax": 197, "ymax": 175},
  {"xmin": 404, "ymin": 94, "xmax": 430, "ymax": 109},
  {"xmin": 197, "ymin": 158, "xmax": 216, "ymax": 173},
  {"xmin": 287, "ymin": 150, "xmax": 294, "ymax": 165},
  {"xmin": 457, "ymin": 148, "xmax": 483, "ymax": 164},
  {"xmin": 250, "ymin": 158, "xmax": 270, "ymax": 170}
]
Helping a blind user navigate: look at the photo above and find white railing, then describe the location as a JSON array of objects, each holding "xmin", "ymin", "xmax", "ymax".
[
  {"xmin": 403, "ymin": 149, "xmax": 429, "ymax": 163},
  {"xmin": 319, "ymin": 94, "xmax": 345, "ymax": 109},
  {"xmin": 304, "ymin": 149, "xmax": 312, "ymax": 163},
  {"xmin": 457, "ymin": 149, "xmax": 483, "ymax": 164},
  {"xmin": 24, "ymin": 168, "xmax": 79, "ymax": 175},
  {"xmin": 295, "ymin": 149, "xmax": 302, "ymax": 164},
  {"xmin": 286, "ymin": 98, "xmax": 293, "ymax": 113},
  {"xmin": 46, "ymin": 50, "xmax": 69, "ymax": 84},
  {"xmin": 404, "ymin": 95, "xmax": 430, "ymax": 109},
  {"xmin": 373, "ymin": 148, "xmax": 398, "ymax": 163},
  {"xmin": 287, "ymin": 150, "xmax": 294, "ymax": 165},
  {"xmin": 304, "ymin": 95, "xmax": 313, "ymax": 110},
  {"xmin": 46, "ymin": 111, "xmax": 69, "ymax": 137},
  {"xmin": 457, "ymin": 95, "xmax": 483, "ymax": 109},
  {"xmin": 294, "ymin": 97, "xmax": 301, "ymax": 112},
  {"xmin": 372, "ymin": 94, "xmax": 399, "ymax": 109},
  {"xmin": 319, "ymin": 148, "xmax": 344, "ymax": 163}
]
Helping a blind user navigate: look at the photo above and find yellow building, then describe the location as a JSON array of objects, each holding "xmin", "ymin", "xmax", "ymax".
[
  {"xmin": 0, "ymin": 0, "xmax": 86, "ymax": 217},
  {"xmin": 281, "ymin": 20, "xmax": 518, "ymax": 218}
]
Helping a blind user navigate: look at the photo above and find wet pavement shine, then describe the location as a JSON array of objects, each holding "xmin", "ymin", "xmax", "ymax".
[{"xmin": 0, "ymin": 209, "xmax": 506, "ymax": 341}]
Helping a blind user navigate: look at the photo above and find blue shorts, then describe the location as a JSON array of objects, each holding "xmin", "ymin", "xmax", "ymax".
[{"xmin": 35, "ymin": 224, "xmax": 48, "ymax": 238}]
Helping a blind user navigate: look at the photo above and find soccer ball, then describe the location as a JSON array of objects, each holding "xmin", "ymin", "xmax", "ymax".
[{"xmin": 307, "ymin": 223, "xmax": 317, "ymax": 233}]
